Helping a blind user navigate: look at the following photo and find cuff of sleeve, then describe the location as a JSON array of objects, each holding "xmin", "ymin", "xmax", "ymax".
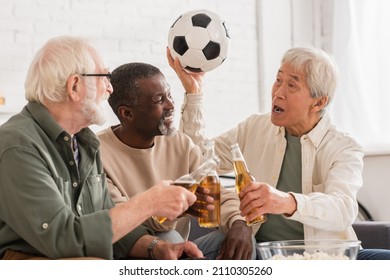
[
  {"xmin": 184, "ymin": 93, "xmax": 203, "ymax": 106},
  {"xmin": 218, "ymin": 215, "xmax": 246, "ymax": 234},
  {"xmin": 80, "ymin": 209, "xmax": 114, "ymax": 259},
  {"xmin": 284, "ymin": 192, "xmax": 302, "ymax": 220},
  {"xmin": 113, "ymin": 225, "xmax": 154, "ymax": 259},
  {"xmin": 228, "ymin": 216, "xmax": 246, "ymax": 229}
]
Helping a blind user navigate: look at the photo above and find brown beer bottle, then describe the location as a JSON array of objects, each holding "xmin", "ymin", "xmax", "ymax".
[
  {"xmin": 230, "ymin": 143, "xmax": 267, "ymax": 225},
  {"xmin": 153, "ymin": 154, "xmax": 220, "ymax": 224},
  {"xmin": 198, "ymin": 140, "xmax": 221, "ymax": 228}
]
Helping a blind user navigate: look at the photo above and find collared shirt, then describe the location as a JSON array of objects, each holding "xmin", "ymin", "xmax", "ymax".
[
  {"xmin": 0, "ymin": 102, "xmax": 151, "ymax": 259},
  {"xmin": 180, "ymin": 94, "xmax": 364, "ymax": 240}
]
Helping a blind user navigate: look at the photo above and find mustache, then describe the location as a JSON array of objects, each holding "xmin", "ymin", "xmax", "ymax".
[{"xmin": 161, "ymin": 110, "xmax": 174, "ymax": 120}]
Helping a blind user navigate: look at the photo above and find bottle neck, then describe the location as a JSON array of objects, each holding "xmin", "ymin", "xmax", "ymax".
[
  {"xmin": 231, "ymin": 145, "xmax": 251, "ymax": 174},
  {"xmin": 190, "ymin": 155, "xmax": 219, "ymax": 182}
]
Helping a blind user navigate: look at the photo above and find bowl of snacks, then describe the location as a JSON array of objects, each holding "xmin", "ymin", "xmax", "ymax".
[{"xmin": 257, "ymin": 239, "xmax": 361, "ymax": 260}]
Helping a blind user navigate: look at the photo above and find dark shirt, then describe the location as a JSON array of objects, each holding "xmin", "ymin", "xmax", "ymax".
[{"xmin": 256, "ymin": 132, "xmax": 304, "ymax": 242}]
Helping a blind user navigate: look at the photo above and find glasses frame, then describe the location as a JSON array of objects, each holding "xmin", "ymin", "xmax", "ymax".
[{"xmin": 80, "ymin": 73, "xmax": 112, "ymax": 81}]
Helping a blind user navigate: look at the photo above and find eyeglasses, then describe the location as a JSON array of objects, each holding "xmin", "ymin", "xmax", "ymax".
[{"xmin": 80, "ymin": 73, "xmax": 112, "ymax": 81}]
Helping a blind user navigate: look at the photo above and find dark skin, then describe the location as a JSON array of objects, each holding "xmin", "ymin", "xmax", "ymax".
[
  {"xmin": 113, "ymin": 73, "xmax": 213, "ymax": 218},
  {"xmin": 167, "ymin": 48, "xmax": 254, "ymax": 259},
  {"xmin": 113, "ymin": 76, "xmax": 172, "ymax": 149}
]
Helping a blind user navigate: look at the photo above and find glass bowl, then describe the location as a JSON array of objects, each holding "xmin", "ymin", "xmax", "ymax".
[{"xmin": 257, "ymin": 239, "xmax": 361, "ymax": 260}]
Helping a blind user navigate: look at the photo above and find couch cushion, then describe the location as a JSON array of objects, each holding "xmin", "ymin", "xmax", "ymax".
[{"xmin": 353, "ymin": 221, "xmax": 390, "ymax": 249}]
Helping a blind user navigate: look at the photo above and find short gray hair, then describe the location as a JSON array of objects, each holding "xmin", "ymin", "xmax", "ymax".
[
  {"xmin": 25, "ymin": 36, "xmax": 96, "ymax": 103},
  {"xmin": 281, "ymin": 47, "xmax": 338, "ymax": 112}
]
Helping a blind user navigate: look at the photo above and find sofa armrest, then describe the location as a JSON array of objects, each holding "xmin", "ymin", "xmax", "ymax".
[{"xmin": 353, "ymin": 221, "xmax": 390, "ymax": 249}]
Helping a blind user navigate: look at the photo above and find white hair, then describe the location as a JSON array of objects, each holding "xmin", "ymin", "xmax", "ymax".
[
  {"xmin": 25, "ymin": 36, "xmax": 96, "ymax": 103},
  {"xmin": 281, "ymin": 47, "xmax": 339, "ymax": 113}
]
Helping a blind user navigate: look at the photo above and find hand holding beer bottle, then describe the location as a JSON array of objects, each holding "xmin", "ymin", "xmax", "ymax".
[
  {"xmin": 198, "ymin": 140, "xmax": 221, "ymax": 228},
  {"xmin": 230, "ymin": 143, "xmax": 267, "ymax": 225},
  {"xmin": 153, "ymin": 155, "xmax": 220, "ymax": 224}
]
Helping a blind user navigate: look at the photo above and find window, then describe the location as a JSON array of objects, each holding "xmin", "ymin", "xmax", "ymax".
[{"xmin": 330, "ymin": 0, "xmax": 390, "ymax": 149}]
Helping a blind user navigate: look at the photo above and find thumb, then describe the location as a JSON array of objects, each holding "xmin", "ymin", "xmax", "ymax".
[{"xmin": 186, "ymin": 191, "xmax": 197, "ymax": 205}]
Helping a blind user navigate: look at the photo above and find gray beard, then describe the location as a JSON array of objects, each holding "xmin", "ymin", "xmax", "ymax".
[{"xmin": 159, "ymin": 119, "xmax": 177, "ymax": 136}]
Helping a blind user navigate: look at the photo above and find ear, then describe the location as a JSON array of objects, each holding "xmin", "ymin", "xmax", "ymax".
[
  {"xmin": 66, "ymin": 74, "xmax": 82, "ymax": 102},
  {"xmin": 118, "ymin": 105, "xmax": 133, "ymax": 120},
  {"xmin": 312, "ymin": 96, "xmax": 329, "ymax": 112}
]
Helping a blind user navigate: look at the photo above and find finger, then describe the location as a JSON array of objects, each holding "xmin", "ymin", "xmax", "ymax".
[
  {"xmin": 192, "ymin": 200, "xmax": 214, "ymax": 211},
  {"xmin": 241, "ymin": 200, "xmax": 256, "ymax": 216},
  {"xmin": 187, "ymin": 201, "xmax": 213, "ymax": 216},
  {"xmin": 244, "ymin": 207, "xmax": 264, "ymax": 222},
  {"xmin": 185, "ymin": 208, "xmax": 202, "ymax": 218},
  {"xmin": 245, "ymin": 249, "xmax": 253, "ymax": 260},
  {"xmin": 216, "ymin": 241, "xmax": 227, "ymax": 260},
  {"xmin": 220, "ymin": 243, "xmax": 235, "ymax": 260},
  {"xmin": 240, "ymin": 189, "xmax": 261, "ymax": 212},
  {"xmin": 232, "ymin": 245, "xmax": 245, "ymax": 260},
  {"xmin": 183, "ymin": 189, "xmax": 197, "ymax": 205},
  {"xmin": 196, "ymin": 185, "xmax": 210, "ymax": 195},
  {"xmin": 183, "ymin": 241, "xmax": 203, "ymax": 259},
  {"xmin": 195, "ymin": 192, "xmax": 214, "ymax": 204},
  {"xmin": 173, "ymin": 57, "xmax": 183, "ymax": 71}
]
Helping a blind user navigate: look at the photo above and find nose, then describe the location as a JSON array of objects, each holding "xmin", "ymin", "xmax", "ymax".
[
  {"xmin": 166, "ymin": 95, "xmax": 175, "ymax": 109},
  {"xmin": 272, "ymin": 85, "xmax": 286, "ymax": 100}
]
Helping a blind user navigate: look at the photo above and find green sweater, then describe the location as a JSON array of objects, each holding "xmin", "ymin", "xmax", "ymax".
[{"xmin": 0, "ymin": 102, "xmax": 152, "ymax": 259}]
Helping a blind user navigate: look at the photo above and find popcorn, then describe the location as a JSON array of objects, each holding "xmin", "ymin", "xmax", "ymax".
[{"xmin": 269, "ymin": 251, "xmax": 349, "ymax": 260}]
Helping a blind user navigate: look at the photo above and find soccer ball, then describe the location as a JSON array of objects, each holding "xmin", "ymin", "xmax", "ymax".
[{"xmin": 168, "ymin": 9, "xmax": 230, "ymax": 73}]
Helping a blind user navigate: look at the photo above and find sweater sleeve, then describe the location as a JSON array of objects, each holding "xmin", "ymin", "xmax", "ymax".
[{"xmin": 179, "ymin": 94, "xmax": 207, "ymax": 149}]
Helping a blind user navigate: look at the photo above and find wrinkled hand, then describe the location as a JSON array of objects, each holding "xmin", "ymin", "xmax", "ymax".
[
  {"xmin": 239, "ymin": 182, "xmax": 297, "ymax": 221},
  {"xmin": 149, "ymin": 180, "xmax": 197, "ymax": 220},
  {"xmin": 154, "ymin": 241, "xmax": 204, "ymax": 260},
  {"xmin": 217, "ymin": 220, "xmax": 254, "ymax": 260},
  {"xmin": 184, "ymin": 185, "xmax": 214, "ymax": 218},
  {"xmin": 166, "ymin": 47, "xmax": 205, "ymax": 94}
]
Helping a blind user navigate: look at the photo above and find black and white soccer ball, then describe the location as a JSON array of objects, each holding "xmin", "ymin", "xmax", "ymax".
[{"xmin": 168, "ymin": 9, "xmax": 230, "ymax": 73}]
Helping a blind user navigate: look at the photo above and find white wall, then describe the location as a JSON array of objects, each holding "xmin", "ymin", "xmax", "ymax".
[{"xmin": 0, "ymin": 0, "xmax": 261, "ymax": 138}]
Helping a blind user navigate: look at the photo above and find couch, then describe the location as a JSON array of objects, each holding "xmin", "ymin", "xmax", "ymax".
[
  {"xmin": 188, "ymin": 218, "xmax": 390, "ymax": 250},
  {"xmin": 352, "ymin": 221, "xmax": 390, "ymax": 249}
]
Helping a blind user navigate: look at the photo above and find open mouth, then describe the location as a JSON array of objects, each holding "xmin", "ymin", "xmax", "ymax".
[
  {"xmin": 162, "ymin": 115, "xmax": 173, "ymax": 122},
  {"xmin": 162, "ymin": 112, "xmax": 174, "ymax": 122},
  {"xmin": 273, "ymin": 105, "xmax": 284, "ymax": 113}
]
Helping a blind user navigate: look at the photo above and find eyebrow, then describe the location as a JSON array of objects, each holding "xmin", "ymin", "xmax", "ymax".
[{"xmin": 278, "ymin": 69, "xmax": 300, "ymax": 82}]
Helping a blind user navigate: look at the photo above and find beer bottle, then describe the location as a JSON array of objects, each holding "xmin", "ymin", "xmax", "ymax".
[
  {"xmin": 153, "ymin": 154, "xmax": 220, "ymax": 224},
  {"xmin": 230, "ymin": 143, "xmax": 267, "ymax": 225},
  {"xmin": 198, "ymin": 140, "xmax": 221, "ymax": 228}
]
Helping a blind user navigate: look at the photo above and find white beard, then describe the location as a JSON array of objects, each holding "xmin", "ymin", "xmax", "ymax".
[
  {"xmin": 159, "ymin": 113, "xmax": 177, "ymax": 136},
  {"xmin": 81, "ymin": 84, "xmax": 107, "ymax": 126}
]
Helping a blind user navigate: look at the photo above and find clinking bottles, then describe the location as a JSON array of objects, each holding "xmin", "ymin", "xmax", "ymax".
[
  {"xmin": 198, "ymin": 140, "xmax": 221, "ymax": 228},
  {"xmin": 153, "ymin": 154, "xmax": 220, "ymax": 224},
  {"xmin": 230, "ymin": 143, "xmax": 267, "ymax": 226}
]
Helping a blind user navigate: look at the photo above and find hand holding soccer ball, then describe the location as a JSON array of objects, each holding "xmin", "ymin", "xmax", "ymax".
[
  {"xmin": 168, "ymin": 9, "xmax": 230, "ymax": 73},
  {"xmin": 166, "ymin": 47, "xmax": 204, "ymax": 94}
]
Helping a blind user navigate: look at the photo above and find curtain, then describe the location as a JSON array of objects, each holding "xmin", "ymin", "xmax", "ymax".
[{"xmin": 331, "ymin": 0, "xmax": 390, "ymax": 150}]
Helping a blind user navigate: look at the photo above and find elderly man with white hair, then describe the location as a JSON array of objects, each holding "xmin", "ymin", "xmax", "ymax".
[{"xmin": 169, "ymin": 46, "xmax": 390, "ymax": 260}]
